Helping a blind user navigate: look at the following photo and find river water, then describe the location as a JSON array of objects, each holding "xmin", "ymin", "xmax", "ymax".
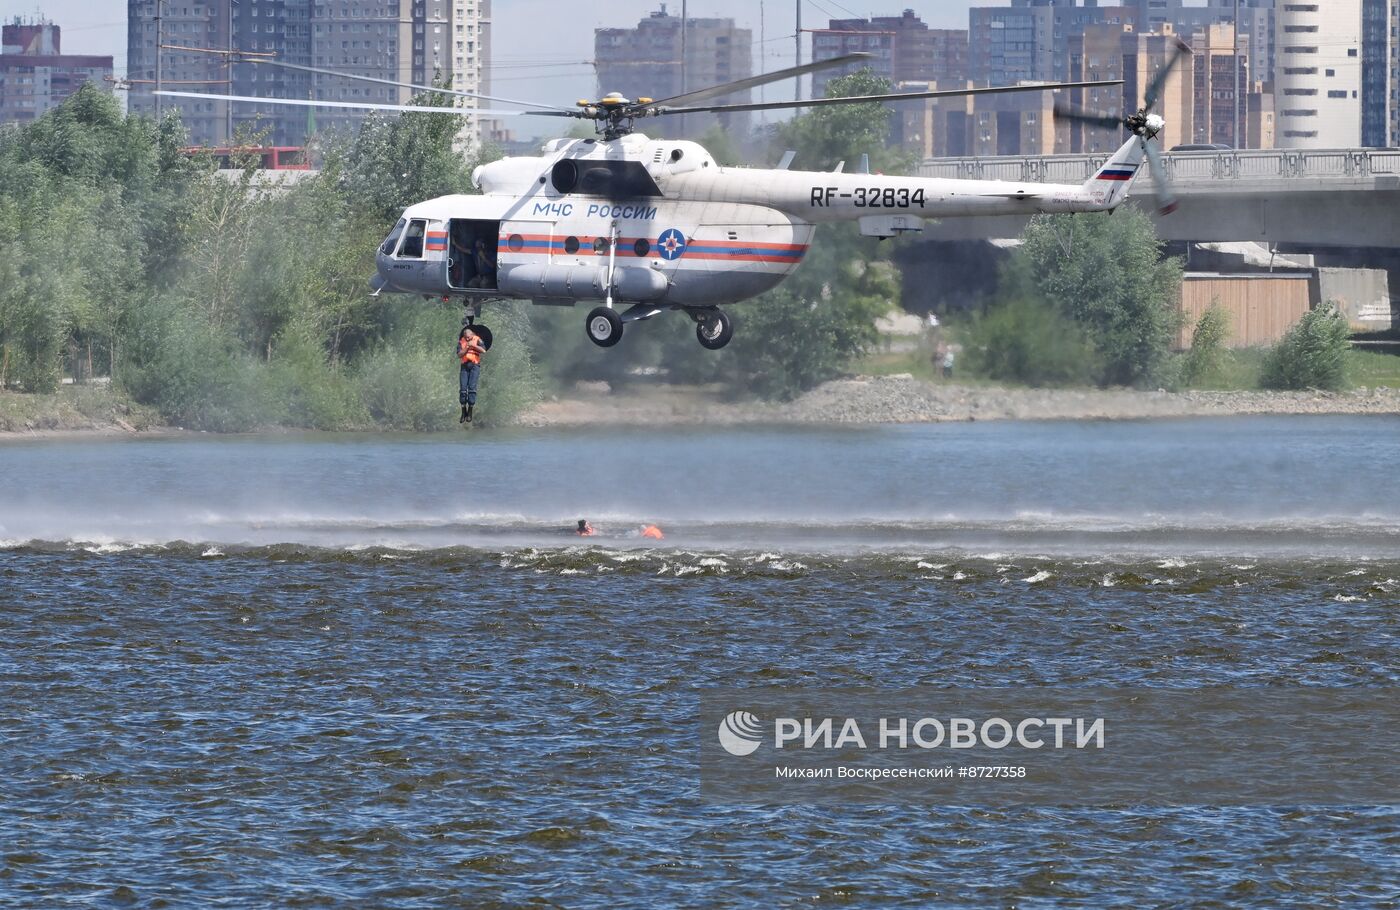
[{"xmin": 1, "ymin": 416, "xmax": 1397, "ymax": 907}]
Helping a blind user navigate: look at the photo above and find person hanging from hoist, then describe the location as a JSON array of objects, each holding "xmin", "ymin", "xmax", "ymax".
[{"xmin": 457, "ymin": 325, "xmax": 486, "ymax": 424}]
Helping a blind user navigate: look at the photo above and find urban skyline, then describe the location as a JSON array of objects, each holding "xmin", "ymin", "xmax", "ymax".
[
  {"xmin": 5, "ymin": 0, "xmax": 988, "ymax": 136},
  {"xmin": 2, "ymin": 0, "xmax": 1392, "ymax": 147}
]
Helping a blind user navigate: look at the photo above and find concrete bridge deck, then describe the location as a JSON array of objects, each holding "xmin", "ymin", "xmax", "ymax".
[{"xmin": 915, "ymin": 148, "xmax": 1400, "ymax": 248}]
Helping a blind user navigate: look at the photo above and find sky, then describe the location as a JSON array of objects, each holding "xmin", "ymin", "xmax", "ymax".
[{"xmin": 5, "ymin": 0, "xmax": 989, "ymax": 136}]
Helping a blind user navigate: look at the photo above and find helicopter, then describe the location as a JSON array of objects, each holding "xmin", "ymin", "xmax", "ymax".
[{"xmin": 157, "ymin": 41, "xmax": 1190, "ymax": 351}]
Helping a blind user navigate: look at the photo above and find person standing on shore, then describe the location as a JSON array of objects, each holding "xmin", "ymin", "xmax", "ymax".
[{"xmin": 458, "ymin": 326, "xmax": 486, "ymax": 424}]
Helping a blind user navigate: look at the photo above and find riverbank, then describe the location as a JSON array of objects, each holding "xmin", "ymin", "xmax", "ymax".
[
  {"xmin": 518, "ymin": 375, "xmax": 1400, "ymax": 427},
  {"xmin": 0, "ymin": 386, "xmax": 164, "ymax": 438},
  {"xmin": 5, "ymin": 376, "xmax": 1399, "ymax": 439}
]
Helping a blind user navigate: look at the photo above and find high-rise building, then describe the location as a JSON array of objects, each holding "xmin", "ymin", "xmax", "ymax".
[
  {"xmin": 594, "ymin": 8, "xmax": 751, "ymax": 138},
  {"xmin": 128, "ymin": 0, "xmax": 252, "ymax": 147},
  {"xmin": 901, "ymin": 81, "xmax": 1059, "ymax": 158},
  {"xmin": 1066, "ymin": 22, "xmax": 1132, "ymax": 153},
  {"xmin": 968, "ymin": 2, "xmax": 1056, "ymax": 85},
  {"xmin": 969, "ymin": 2, "xmax": 1144, "ymax": 86},
  {"xmin": 1360, "ymin": 0, "xmax": 1395, "ymax": 146},
  {"xmin": 1392, "ymin": 0, "xmax": 1400, "ymax": 143},
  {"xmin": 810, "ymin": 11, "xmax": 967, "ymax": 97},
  {"xmin": 1192, "ymin": 24, "xmax": 1249, "ymax": 146},
  {"xmin": 1158, "ymin": 1, "xmax": 1276, "ymax": 85},
  {"xmin": 1276, "ymin": 0, "xmax": 1362, "ymax": 147},
  {"xmin": 127, "ymin": 0, "xmax": 488, "ymax": 149},
  {"xmin": 0, "ymin": 18, "xmax": 114, "ymax": 125},
  {"xmin": 1246, "ymin": 80, "xmax": 1276, "ymax": 148}
]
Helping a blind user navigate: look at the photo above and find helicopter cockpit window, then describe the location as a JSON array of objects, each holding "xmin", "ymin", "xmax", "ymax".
[
  {"xmin": 398, "ymin": 219, "xmax": 427, "ymax": 258},
  {"xmin": 380, "ymin": 218, "xmax": 406, "ymax": 256}
]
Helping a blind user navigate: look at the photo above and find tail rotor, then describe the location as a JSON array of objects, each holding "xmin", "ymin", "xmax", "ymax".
[{"xmin": 1054, "ymin": 37, "xmax": 1193, "ymax": 216}]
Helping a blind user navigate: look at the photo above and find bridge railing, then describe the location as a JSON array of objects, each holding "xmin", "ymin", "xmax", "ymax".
[{"xmin": 918, "ymin": 148, "xmax": 1400, "ymax": 183}]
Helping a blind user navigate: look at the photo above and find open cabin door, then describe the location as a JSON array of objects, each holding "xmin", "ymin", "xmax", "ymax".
[{"xmin": 446, "ymin": 219, "xmax": 501, "ymax": 291}]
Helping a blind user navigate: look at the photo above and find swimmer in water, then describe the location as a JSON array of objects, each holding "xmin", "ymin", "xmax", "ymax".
[{"xmin": 576, "ymin": 519, "xmax": 596, "ymax": 537}]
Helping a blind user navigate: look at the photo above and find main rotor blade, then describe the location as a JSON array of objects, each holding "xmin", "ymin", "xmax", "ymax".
[
  {"xmin": 640, "ymin": 52, "xmax": 874, "ymax": 109},
  {"xmin": 242, "ymin": 58, "xmax": 570, "ymax": 111},
  {"xmin": 1143, "ymin": 37, "xmax": 1193, "ymax": 112},
  {"xmin": 153, "ymin": 90, "xmax": 529, "ymax": 117},
  {"xmin": 657, "ymin": 80, "xmax": 1125, "ymax": 117},
  {"xmin": 1142, "ymin": 137, "xmax": 1178, "ymax": 216},
  {"xmin": 1053, "ymin": 102, "xmax": 1125, "ymax": 131}
]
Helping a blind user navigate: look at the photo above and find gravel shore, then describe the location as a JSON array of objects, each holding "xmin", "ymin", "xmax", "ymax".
[{"xmin": 518, "ymin": 375, "xmax": 1400, "ymax": 427}]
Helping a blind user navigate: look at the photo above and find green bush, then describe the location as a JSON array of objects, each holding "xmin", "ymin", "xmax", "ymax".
[
  {"xmin": 355, "ymin": 343, "xmax": 456, "ymax": 432},
  {"xmin": 1179, "ymin": 304, "xmax": 1232, "ymax": 388},
  {"xmin": 264, "ymin": 331, "xmax": 369, "ymax": 430},
  {"xmin": 1260, "ymin": 302, "xmax": 1351, "ymax": 391},
  {"xmin": 961, "ymin": 297, "xmax": 1099, "ymax": 387},
  {"xmin": 118, "ymin": 296, "xmax": 269, "ymax": 431}
]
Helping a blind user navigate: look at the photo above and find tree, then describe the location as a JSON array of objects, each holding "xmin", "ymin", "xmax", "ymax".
[
  {"xmin": 1004, "ymin": 210, "xmax": 1182, "ymax": 387},
  {"xmin": 775, "ymin": 68, "xmax": 914, "ymax": 175},
  {"xmin": 0, "ymin": 78, "xmax": 542, "ymax": 429},
  {"xmin": 333, "ymin": 81, "xmax": 482, "ymax": 223},
  {"xmin": 727, "ymin": 225, "xmax": 895, "ymax": 399}
]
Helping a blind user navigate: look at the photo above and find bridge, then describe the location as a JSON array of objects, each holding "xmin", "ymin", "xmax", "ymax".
[{"xmin": 915, "ymin": 148, "xmax": 1400, "ymax": 249}]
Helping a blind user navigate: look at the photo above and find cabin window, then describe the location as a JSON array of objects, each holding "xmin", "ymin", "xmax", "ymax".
[
  {"xmin": 380, "ymin": 218, "xmax": 406, "ymax": 255},
  {"xmin": 564, "ymin": 236, "xmax": 580, "ymax": 254},
  {"xmin": 633, "ymin": 238, "xmax": 650, "ymax": 257},
  {"xmin": 592, "ymin": 236, "xmax": 609, "ymax": 254},
  {"xmin": 398, "ymin": 219, "xmax": 427, "ymax": 258}
]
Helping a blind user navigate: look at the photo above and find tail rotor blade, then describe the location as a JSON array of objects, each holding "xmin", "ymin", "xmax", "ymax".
[
  {"xmin": 1053, "ymin": 103, "xmax": 1125, "ymax": 131},
  {"xmin": 1143, "ymin": 37, "xmax": 1193, "ymax": 112},
  {"xmin": 1141, "ymin": 137, "xmax": 1178, "ymax": 216}
]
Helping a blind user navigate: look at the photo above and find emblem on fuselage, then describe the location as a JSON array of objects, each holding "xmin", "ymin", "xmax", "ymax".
[{"xmin": 658, "ymin": 228, "xmax": 687, "ymax": 261}]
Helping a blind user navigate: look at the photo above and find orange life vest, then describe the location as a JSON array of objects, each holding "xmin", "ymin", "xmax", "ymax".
[
  {"xmin": 640, "ymin": 525, "xmax": 664, "ymax": 540},
  {"xmin": 459, "ymin": 335, "xmax": 483, "ymax": 366}
]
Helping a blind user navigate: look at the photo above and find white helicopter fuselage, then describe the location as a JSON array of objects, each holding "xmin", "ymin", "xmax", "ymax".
[{"xmin": 375, "ymin": 131, "xmax": 1145, "ymax": 309}]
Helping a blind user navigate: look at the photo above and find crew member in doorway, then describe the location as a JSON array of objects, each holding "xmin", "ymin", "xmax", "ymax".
[
  {"xmin": 576, "ymin": 519, "xmax": 596, "ymax": 537},
  {"xmin": 469, "ymin": 238, "xmax": 496, "ymax": 288},
  {"xmin": 450, "ymin": 230, "xmax": 474, "ymax": 288},
  {"xmin": 458, "ymin": 326, "xmax": 486, "ymax": 423}
]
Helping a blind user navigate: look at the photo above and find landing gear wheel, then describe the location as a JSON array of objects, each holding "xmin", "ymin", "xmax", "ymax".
[
  {"xmin": 695, "ymin": 309, "xmax": 733, "ymax": 350},
  {"xmin": 586, "ymin": 307, "xmax": 623, "ymax": 347}
]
